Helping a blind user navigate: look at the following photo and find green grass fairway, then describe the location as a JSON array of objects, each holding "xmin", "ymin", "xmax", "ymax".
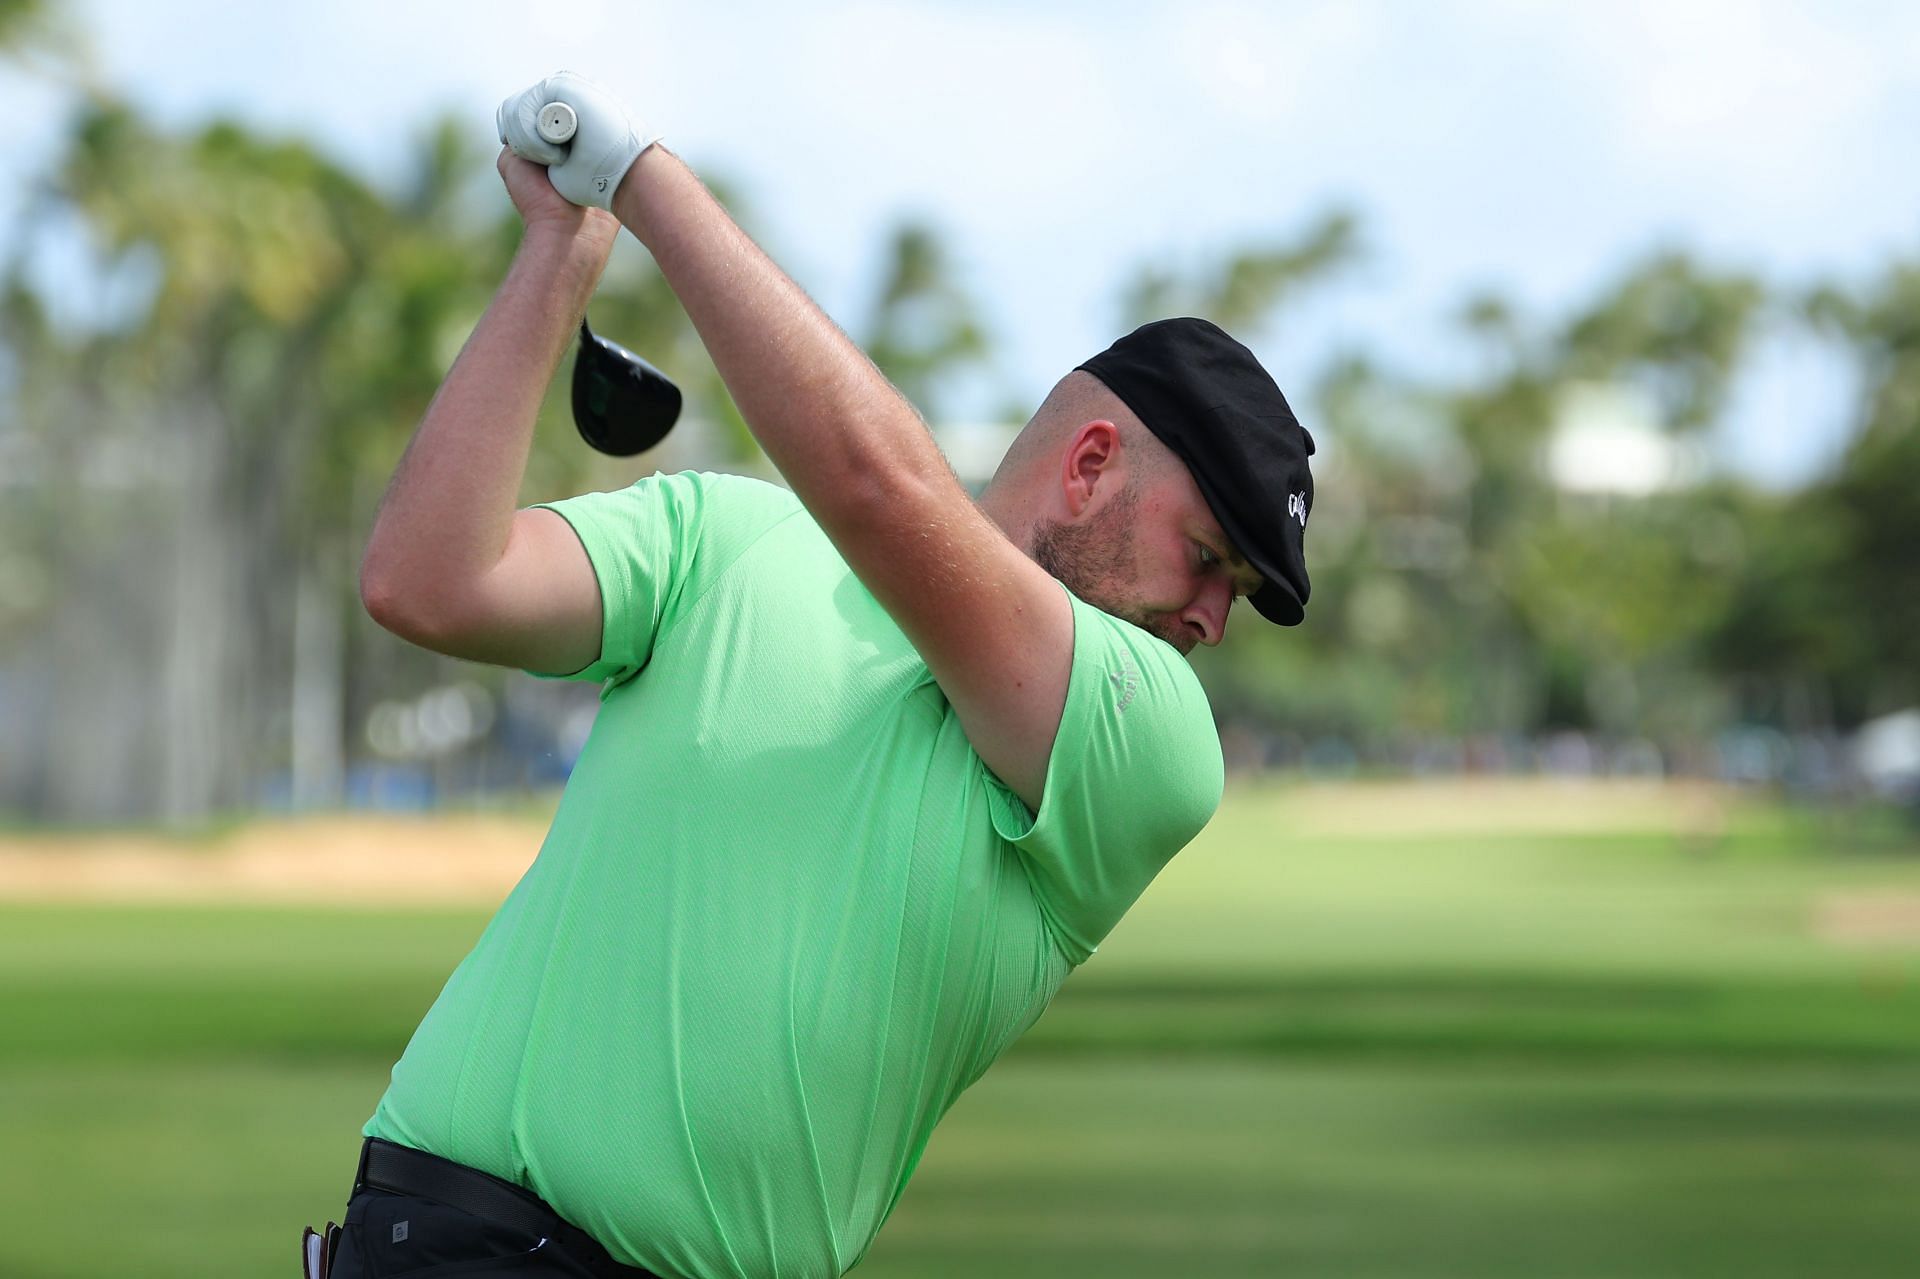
[
  {"xmin": 1, "ymin": 782, "xmax": 1916, "ymax": 1276},
  {"xmin": 4, "ymin": 1056, "xmax": 1915, "ymax": 1279},
  {"xmin": 862, "ymin": 1058, "xmax": 1920, "ymax": 1279}
]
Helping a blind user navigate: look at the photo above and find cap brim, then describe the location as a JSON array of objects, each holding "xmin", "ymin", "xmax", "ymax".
[
  {"xmin": 1185, "ymin": 468, "xmax": 1305, "ymax": 628},
  {"xmin": 1249, "ymin": 578, "xmax": 1305, "ymax": 626}
]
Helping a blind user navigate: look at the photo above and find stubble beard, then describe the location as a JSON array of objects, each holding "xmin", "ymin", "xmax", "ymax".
[{"xmin": 1029, "ymin": 487, "xmax": 1194, "ymax": 655}]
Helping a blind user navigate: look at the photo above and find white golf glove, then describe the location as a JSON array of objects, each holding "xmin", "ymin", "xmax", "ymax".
[{"xmin": 497, "ymin": 71, "xmax": 658, "ymax": 210}]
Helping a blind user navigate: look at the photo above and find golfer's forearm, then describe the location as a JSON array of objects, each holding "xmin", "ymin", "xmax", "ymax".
[
  {"xmin": 613, "ymin": 147, "xmax": 961, "ymax": 541},
  {"xmin": 361, "ymin": 225, "xmax": 609, "ymax": 618}
]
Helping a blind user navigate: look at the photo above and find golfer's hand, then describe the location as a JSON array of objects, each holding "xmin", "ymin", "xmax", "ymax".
[
  {"xmin": 496, "ymin": 148, "xmax": 618, "ymax": 248},
  {"xmin": 498, "ymin": 71, "xmax": 656, "ymax": 211}
]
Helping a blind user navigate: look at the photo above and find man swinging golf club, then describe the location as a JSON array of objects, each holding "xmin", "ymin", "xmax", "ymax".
[{"xmin": 324, "ymin": 69, "xmax": 1314, "ymax": 1279}]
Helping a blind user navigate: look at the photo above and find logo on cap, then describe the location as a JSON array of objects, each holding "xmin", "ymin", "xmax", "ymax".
[{"xmin": 1288, "ymin": 492, "xmax": 1309, "ymax": 527}]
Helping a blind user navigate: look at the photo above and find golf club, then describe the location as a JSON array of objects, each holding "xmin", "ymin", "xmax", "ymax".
[
  {"xmin": 534, "ymin": 100, "xmax": 681, "ymax": 456},
  {"xmin": 572, "ymin": 318, "xmax": 683, "ymax": 456}
]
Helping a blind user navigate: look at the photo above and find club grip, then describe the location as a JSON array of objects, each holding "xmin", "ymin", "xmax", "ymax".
[{"xmin": 536, "ymin": 102, "xmax": 577, "ymax": 145}]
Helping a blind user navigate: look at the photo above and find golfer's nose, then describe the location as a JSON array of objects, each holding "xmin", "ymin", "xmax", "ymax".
[{"xmin": 1182, "ymin": 581, "xmax": 1232, "ymax": 648}]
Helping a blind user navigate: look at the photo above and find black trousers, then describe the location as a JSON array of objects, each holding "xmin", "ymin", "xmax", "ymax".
[
  {"xmin": 329, "ymin": 1185, "xmax": 602, "ymax": 1277},
  {"xmin": 326, "ymin": 1140, "xmax": 664, "ymax": 1279}
]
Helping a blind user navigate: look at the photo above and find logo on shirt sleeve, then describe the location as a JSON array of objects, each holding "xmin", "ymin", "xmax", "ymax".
[{"xmin": 1108, "ymin": 657, "xmax": 1139, "ymax": 714}]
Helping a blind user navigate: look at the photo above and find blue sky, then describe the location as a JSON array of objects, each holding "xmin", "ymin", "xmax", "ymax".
[{"xmin": 12, "ymin": 0, "xmax": 1920, "ymax": 485}]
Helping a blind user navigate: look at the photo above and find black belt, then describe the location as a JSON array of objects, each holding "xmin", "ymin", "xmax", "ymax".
[{"xmin": 355, "ymin": 1138, "xmax": 666, "ymax": 1279}]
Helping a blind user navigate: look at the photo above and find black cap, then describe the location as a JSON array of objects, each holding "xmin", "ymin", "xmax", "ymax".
[{"xmin": 1076, "ymin": 317, "xmax": 1314, "ymax": 625}]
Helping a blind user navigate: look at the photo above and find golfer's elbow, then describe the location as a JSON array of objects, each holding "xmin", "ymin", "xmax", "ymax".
[
  {"xmin": 359, "ymin": 559, "xmax": 418, "ymax": 640},
  {"xmin": 359, "ymin": 554, "xmax": 462, "ymax": 650}
]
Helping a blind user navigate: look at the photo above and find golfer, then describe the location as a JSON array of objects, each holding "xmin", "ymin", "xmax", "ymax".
[{"xmin": 324, "ymin": 71, "xmax": 1315, "ymax": 1279}]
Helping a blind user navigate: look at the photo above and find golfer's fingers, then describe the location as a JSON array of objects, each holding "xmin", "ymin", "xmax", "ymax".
[{"xmin": 497, "ymin": 89, "xmax": 567, "ymax": 166}]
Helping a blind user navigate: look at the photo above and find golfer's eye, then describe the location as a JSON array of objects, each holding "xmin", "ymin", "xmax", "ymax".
[{"xmin": 1194, "ymin": 542, "xmax": 1220, "ymax": 570}]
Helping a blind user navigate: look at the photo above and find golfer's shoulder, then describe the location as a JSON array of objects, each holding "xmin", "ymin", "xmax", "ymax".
[
  {"xmin": 638, "ymin": 468, "xmax": 797, "ymax": 514},
  {"xmin": 999, "ymin": 597, "xmax": 1221, "ymax": 962},
  {"xmin": 584, "ymin": 469, "xmax": 802, "ymax": 542},
  {"xmin": 536, "ymin": 472, "xmax": 807, "ymax": 600},
  {"xmin": 1062, "ymin": 595, "xmax": 1223, "ymax": 801},
  {"xmin": 1068, "ymin": 596, "xmax": 1215, "ymax": 720}
]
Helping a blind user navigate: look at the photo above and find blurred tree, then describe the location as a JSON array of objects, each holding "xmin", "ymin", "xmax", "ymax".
[
  {"xmin": 1807, "ymin": 260, "xmax": 1920, "ymax": 716},
  {"xmin": 1119, "ymin": 208, "xmax": 1361, "ymax": 333},
  {"xmin": 1477, "ymin": 256, "xmax": 1764, "ymax": 739},
  {"xmin": 10, "ymin": 102, "xmax": 474, "ymax": 820},
  {"xmin": 1193, "ymin": 249, "xmax": 1770, "ymax": 758},
  {"xmin": 861, "ymin": 220, "xmax": 990, "ymax": 422},
  {"xmin": 1559, "ymin": 252, "xmax": 1766, "ymax": 435},
  {"xmin": 0, "ymin": 96, "xmax": 725, "ymax": 823},
  {"xmin": 1483, "ymin": 256, "xmax": 1762, "ymax": 734},
  {"xmin": 1711, "ymin": 260, "xmax": 1920, "ymax": 727},
  {"xmin": 0, "ymin": 0, "xmax": 69, "ymax": 65}
]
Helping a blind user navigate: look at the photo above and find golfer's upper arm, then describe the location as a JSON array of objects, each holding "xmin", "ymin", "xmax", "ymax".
[
  {"xmin": 848, "ymin": 489, "xmax": 1076, "ymax": 811},
  {"xmin": 365, "ymin": 507, "xmax": 604, "ymax": 676}
]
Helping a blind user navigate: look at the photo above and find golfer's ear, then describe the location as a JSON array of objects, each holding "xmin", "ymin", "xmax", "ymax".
[{"xmin": 1060, "ymin": 420, "xmax": 1120, "ymax": 517}]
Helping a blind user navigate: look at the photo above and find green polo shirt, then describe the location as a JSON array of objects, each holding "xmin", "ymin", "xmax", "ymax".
[{"xmin": 365, "ymin": 471, "xmax": 1223, "ymax": 1279}]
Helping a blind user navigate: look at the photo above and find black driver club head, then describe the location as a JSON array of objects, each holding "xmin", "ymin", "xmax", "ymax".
[{"xmin": 571, "ymin": 318, "xmax": 683, "ymax": 456}]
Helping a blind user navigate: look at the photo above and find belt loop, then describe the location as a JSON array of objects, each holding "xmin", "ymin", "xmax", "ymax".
[{"xmin": 353, "ymin": 1138, "xmax": 372, "ymax": 1194}]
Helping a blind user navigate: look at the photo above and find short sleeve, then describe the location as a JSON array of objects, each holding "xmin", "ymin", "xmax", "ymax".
[
  {"xmin": 989, "ymin": 590, "xmax": 1226, "ymax": 963},
  {"xmin": 529, "ymin": 471, "xmax": 797, "ymax": 690}
]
